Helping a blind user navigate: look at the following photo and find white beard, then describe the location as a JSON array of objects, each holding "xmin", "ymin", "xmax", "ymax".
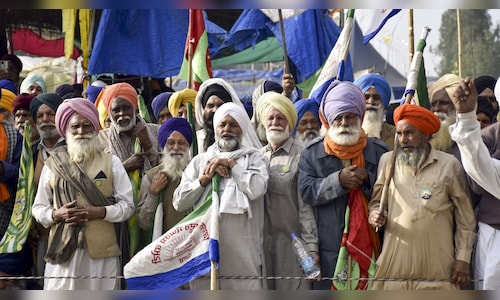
[
  {"xmin": 266, "ymin": 125, "xmax": 290, "ymax": 147},
  {"xmin": 298, "ymin": 129, "xmax": 320, "ymax": 145},
  {"xmin": 66, "ymin": 132, "xmax": 99, "ymax": 164},
  {"xmin": 328, "ymin": 119, "xmax": 362, "ymax": 146},
  {"xmin": 159, "ymin": 149, "xmax": 191, "ymax": 181},
  {"xmin": 362, "ymin": 105, "xmax": 384, "ymax": 139},
  {"xmin": 111, "ymin": 113, "xmax": 136, "ymax": 132}
]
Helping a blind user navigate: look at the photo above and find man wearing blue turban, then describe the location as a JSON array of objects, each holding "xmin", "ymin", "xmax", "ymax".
[
  {"xmin": 137, "ymin": 117, "xmax": 193, "ymax": 241},
  {"xmin": 354, "ymin": 73, "xmax": 396, "ymax": 150}
]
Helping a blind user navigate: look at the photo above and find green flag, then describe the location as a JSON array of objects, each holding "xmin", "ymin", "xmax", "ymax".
[{"xmin": 0, "ymin": 122, "xmax": 35, "ymax": 253}]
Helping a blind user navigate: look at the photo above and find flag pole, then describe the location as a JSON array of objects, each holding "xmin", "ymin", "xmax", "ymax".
[
  {"xmin": 377, "ymin": 26, "xmax": 431, "ymax": 230},
  {"xmin": 457, "ymin": 9, "xmax": 462, "ymax": 78},
  {"xmin": 278, "ymin": 9, "xmax": 290, "ymax": 74},
  {"xmin": 408, "ymin": 9, "xmax": 414, "ymax": 66},
  {"xmin": 187, "ymin": 9, "xmax": 194, "ymax": 89}
]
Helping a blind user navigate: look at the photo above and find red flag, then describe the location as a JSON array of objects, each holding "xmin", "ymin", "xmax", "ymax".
[{"xmin": 179, "ymin": 9, "xmax": 213, "ymax": 91}]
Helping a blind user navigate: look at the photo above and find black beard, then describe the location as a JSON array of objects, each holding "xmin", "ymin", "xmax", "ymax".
[{"xmin": 203, "ymin": 112, "xmax": 215, "ymax": 151}]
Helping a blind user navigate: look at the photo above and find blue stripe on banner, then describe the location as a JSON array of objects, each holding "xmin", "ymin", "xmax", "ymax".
[
  {"xmin": 209, "ymin": 238, "xmax": 219, "ymax": 263},
  {"xmin": 363, "ymin": 9, "xmax": 401, "ymax": 45},
  {"xmin": 126, "ymin": 252, "xmax": 212, "ymax": 290}
]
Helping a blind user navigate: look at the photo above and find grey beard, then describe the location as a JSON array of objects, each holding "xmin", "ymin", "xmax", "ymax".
[
  {"xmin": 38, "ymin": 127, "xmax": 60, "ymax": 140},
  {"xmin": 66, "ymin": 133, "xmax": 99, "ymax": 164},
  {"xmin": 217, "ymin": 136, "xmax": 241, "ymax": 152},
  {"xmin": 430, "ymin": 116, "xmax": 456, "ymax": 152},
  {"xmin": 396, "ymin": 145, "xmax": 426, "ymax": 171},
  {"xmin": 111, "ymin": 114, "xmax": 136, "ymax": 133}
]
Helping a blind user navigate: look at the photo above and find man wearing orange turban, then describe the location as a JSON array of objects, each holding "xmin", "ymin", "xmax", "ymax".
[
  {"xmin": 95, "ymin": 82, "xmax": 160, "ymax": 174},
  {"xmin": 368, "ymin": 103, "xmax": 476, "ymax": 290}
]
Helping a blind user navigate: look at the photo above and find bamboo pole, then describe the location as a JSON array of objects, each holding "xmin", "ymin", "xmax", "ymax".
[
  {"xmin": 457, "ymin": 9, "xmax": 462, "ymax": 78},
  {"xmin": 210, "ymin": 260, "xmax": 217, "ymax": 290},
  {"xmin": 278, "ymin": 9, "xmax": 290, "ymax": 74},
  {"xmin": 408, "ymin": 9, "xmax": 414, "ymax": 69}
]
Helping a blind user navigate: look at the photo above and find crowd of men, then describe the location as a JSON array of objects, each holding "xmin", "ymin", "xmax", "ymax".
[{"xmin": 0, "ymin": 52, "xmax": 500, "ymax": 291}]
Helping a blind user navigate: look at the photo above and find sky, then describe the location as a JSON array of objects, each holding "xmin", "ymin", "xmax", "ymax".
[{"xmin": 369, "ymin": 9, "xmax": 500, "ymax": 78}]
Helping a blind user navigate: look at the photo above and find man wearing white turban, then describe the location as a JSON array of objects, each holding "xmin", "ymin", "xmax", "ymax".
[
  {"xmin": 257, "ymin": 92, "xmax": 319, "ymax": 290},
  {"xmin": 173, "ymin": 102, "xmax": 269, "ymax": 290}
]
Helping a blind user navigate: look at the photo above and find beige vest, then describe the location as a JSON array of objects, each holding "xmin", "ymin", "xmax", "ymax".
[{"xmin": 49, "ymin": 152, "xmax": 121, "ymax": 259}]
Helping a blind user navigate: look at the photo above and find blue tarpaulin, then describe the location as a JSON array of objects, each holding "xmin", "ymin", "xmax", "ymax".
[{"xmin": 88, "ymin": 9, "xmax": 189, "ymax": 77}]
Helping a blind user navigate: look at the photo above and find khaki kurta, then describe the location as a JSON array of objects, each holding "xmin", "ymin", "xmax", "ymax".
[
  {"xmin": 369, "ymin": 148, "xmax": 476, "ymax": 290},
  {"xmin": 260, "ymin": 137, "xmax": 318, "ymax": 290},
  {"xmin": 136, "ymin": 165, "xmax": 186, "ymax": 232}
]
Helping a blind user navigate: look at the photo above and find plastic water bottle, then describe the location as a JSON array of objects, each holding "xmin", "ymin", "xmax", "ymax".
[{"xmin": 290, "ymin": 232, "xmax": 320, "ymax": 279}]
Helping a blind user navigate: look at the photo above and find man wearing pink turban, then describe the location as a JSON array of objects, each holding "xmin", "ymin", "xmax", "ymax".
[
  {"xmin": 32, "ymin": 98, "xmax": 134, "ymax": 290},
  {"xmin": 369, "ymin": 103, "xmax": 476, "ymax": 290},
  {"xmin": 298, "ymin": 80, "xmax": 388, "ymax": 290}
]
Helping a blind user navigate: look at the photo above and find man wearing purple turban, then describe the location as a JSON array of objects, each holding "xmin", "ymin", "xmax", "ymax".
[
  {"xmin": 137, "ymin": 117, "xmax": 193, "ymax": 240},
  {"xmin": 298, "ymin": 80, "xmax": 388, "ymax": 290},
  {"xmin": 32, "ymin": 98, "xmax": 134, "ymax": 290}
]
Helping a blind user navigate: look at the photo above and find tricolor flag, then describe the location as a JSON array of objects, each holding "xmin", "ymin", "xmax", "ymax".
[
  {"xmin": 310, "ymin": 9, "xmax": 355, "ymax": 95},
  {"xmin": 0, "ymin": 122, "xmax": 34, "ymax": 253},
  {"xmin": 355, "ymin": 9, "xmax": 401, "ymax": 45},
  {"xmin": 179, "ymin": 9, "xmax": 213, "ymax": 91},
  {"xmin": 124, "ymin": 175, "xmax": 220, "ymax": 290},
  {"xmin": 401, "ymin": 27, "xmax": 431, "ymax": 107}
]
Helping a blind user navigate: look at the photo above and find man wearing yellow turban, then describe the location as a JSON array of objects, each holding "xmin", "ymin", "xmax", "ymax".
[
  {"xmin": 257, "ymin": 91, "xmax": 319, "ymax": 290},
  {"xmin": 0, "ymin": 88, "xmax": 16, "ymax": 125},
  {"xmin": 168, "ymin": 88, "xmax": 197, "ymax": 120}
]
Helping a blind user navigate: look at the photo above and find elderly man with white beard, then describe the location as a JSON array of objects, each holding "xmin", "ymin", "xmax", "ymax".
[
  {"xmin": 293, "ymin": 97, "xmax": 321, "ymax": 146},
  {"xmin": 32, "ymin": 98, "xmax": 134, "ymax": 290},
  {"xmin": 136, "ymin": 117, "xmax": 193, "ymax": 240},
  {"xmin": 257, "ymin": 92, "xmax": 319, "ymax": 290},
  {"xmin": 354, "ymin": 73, "xmax": 395, "ymax": 150},
  {"xmin": 298, "ymin": 80, "xmax": 388, "ymax": 290},
  {"xmin": 368, "ymin": 104, "xmax": 476, "ymax": 290},
  {"xmin": 173, "ymin": 102, "xmax": 267, "ymax": 290}
]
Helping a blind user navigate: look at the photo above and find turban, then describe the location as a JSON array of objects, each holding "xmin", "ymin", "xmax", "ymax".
[
  {"xmin": 151, "ymin": 92, "xmax": 173, "ymax": 120},
  {"xmin": 55, "ymin": 98, "xmax": 100, "ymax": 137},
  {"xmin": 0, "ymin": 252, "xmax": 25, "ymax": 275},
  {"xmin": 168, "ymin": 89, "xmax": 197, "ymax": 119},
  {"xmin": 84, "ymin": 85, "xmax": 105, "ymax": 103},
  {"xmin": 319, "ymin": 80, "xmax": 365, "ymax": 128},
  {"xmin": 213, "ymin": 102, "xmax": 261, "ymax": 148},
  {"xmin": 20, "ymin": 73, "xmax": 47, "ymax": 94},
  {"xmin": 252, "ymin": 80, "xmax": 283, "ymax": 114},
  {"xmin": 256, "ymin": 91, "xmax": 297, "ymax": 133},
  {"xmin": 293, "ymin": 97, "xmax": 320, "ymax": 134},
  {"xmin": 495, "ymin": 76, "xmax": 500, "ymax": 103},
  {"xmin": 476, "ymin": 96, "xmax": 495, "ymax": 123},
  {"xmin": 158, "ymin": 117, "xmax": 193, "ymax": 149},
  {"xmin": 55, "ymin": 84, "xmax": 75, "ymax": 98},
  {"xmin": 474, "ymin": 75, "xmax": 496, "ymax": 94},
  {"xmin": 97, "ymin": 82, "xmax": 138, "ymax": 113},
  {"xmin": 0, "ymin": 88, "xmax": 15, "ymax": 111},
  {"xmin": 354, "ymin": 73, "xmax": 392, "ymax": 108},
  {"xmin": 0, "ymin": 79, "xmax": 17, "ymax": 95},
  {"xmin": 30, "ymin": 93, "xmax": 63, "ymax": 122},
  {"xmin": 428, "ymin": 74, "xmax": 462, "ymax": 102},
  {"xmin": 1, "ymin": 53, "xmax": 22, "ymax": 73},
  {"xmin": 11, "ymin": 93, "xmax": 36, "ymax": 113},
  {"xmin": 195, "ymin": 78, "xmax": 243, "ymax": 128},
  {"xmin": 393, "ymin": 104, "xmax": 440, "ymax": 136},
  {"xmin": 201, "ymin": 84, "xmax": 232, "ymax": 108}
]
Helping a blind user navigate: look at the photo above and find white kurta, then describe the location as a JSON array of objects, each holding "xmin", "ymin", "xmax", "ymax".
[
  {"xmin": 173, "ymin": 148, "xmax": 269, "ymax": 290},
  {"xmin": 450, "ymin": 111, "xmax": 500, "ymax": 198},
  {"xmin": 32, "ymin": 155, "xmax": 134, "ymax": 290}
]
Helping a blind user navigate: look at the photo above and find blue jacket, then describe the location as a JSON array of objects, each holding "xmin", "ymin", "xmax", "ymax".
[{"xmin": 298, "ymin": 136, "xmax": 388, "ymax": 289}]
